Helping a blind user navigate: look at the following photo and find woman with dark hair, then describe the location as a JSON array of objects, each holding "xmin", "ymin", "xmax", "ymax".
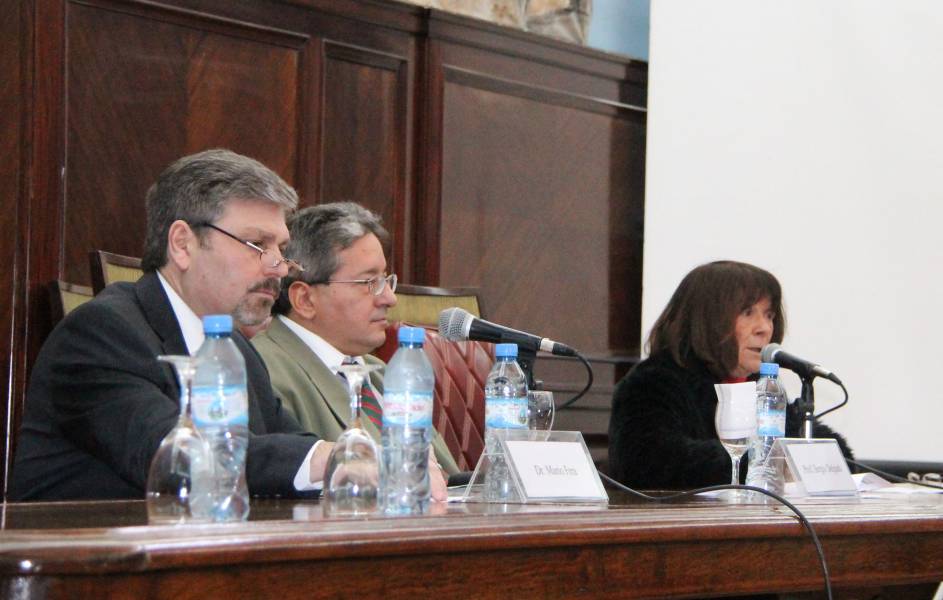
[{"xmin": 608, "ymin": 260, "xmax": 852, "ymax": 489}]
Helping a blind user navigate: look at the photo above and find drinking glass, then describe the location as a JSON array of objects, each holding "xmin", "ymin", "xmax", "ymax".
[
  {"xmin": 323, "ymin": 363, "xmax": 383, "ymax": 517},
  {"xmin": 146, "ymin": 355, "xmax": 214, "ymax": 524},
  {"xmin": 714, "ymin": 390, "xmax": 756, "ymax": 502},
  {"xmin": 527, "ymin": 390, "xmax": 555, "ymax": 432}
]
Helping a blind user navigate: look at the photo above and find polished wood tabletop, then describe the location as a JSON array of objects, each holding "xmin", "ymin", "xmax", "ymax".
[{"xmin": 1, "ymin": 491, "xmax": 942, "ymax": 599}]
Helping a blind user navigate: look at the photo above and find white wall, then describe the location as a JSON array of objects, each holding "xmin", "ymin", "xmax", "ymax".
[{"xmin": 645, "ymin": 1, "xmax": 943, "ymax": 462}]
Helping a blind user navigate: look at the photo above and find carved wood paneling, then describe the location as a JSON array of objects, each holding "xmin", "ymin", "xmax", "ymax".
[
  {"xmin": 438, "ymin": 71, "xmax": 645, "ymax": 356},
  {"xmin": 2, "ymin": 0, "xmax": 646, "ymax": 497},
  {"xmin": 0, "ymin": 0, "xmax": 27, "ymax": 498},
  {"xmin": 2, "ymin": 498, "xmax": 943, "ymax": 599},
  {"xmin": 64, "ymin": 1, "xmax": 307, "ymax": 284},
  {"xmin": 320, "ymin": 41, "xmax": 410, "ymax": 275}
]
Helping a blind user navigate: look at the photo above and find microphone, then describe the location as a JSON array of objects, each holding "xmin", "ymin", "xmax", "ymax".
[
  {"xmin": 437, "ymin": 308, "xmax": 576, "ymax": 357},
  {"xmin": 761, "ymin": 343, "xmax": 841, "ymax": 384}
]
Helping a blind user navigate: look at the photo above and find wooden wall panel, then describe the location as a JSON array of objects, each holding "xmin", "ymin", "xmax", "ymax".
[
  {"xmin": 320, "ymin": 42, "xmax": 410, "ymax": 274},
  {"xmin": 438, "ymin": 74, "xmax": 645, "ymax": 356},
  {"xmin": 64, "ymin": 1, "xmax": 307, "ymax": 284},
  {"xmin": 424, "ymin": 19, "xmax": 647, "ymax": 468},
  {"xmin": 0, "ymin": 0, "xmax": 27, "ymax": 497},
  {"xmin": 3, "ymin": 0, "xmax": 644, "ymax": 496},
  {"xmin": 607, "ymin": 116, "xmax": 646, "ymax": 354}
]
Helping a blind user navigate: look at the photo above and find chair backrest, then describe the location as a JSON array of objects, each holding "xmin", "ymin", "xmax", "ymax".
[
  {"xmin": 48, "ymin": 280, "xmax": 94, "ymax": 326},
  {"xmin": 388, "ymin": 284, "xmax": 483, "ymax": 327},
  {"xmin": 89, "ymin": 250, "xmax": 143, "ymax": 293},
  {"xmin": 375, "ymin": 321, "xmax": 494, "ymax": 470}
]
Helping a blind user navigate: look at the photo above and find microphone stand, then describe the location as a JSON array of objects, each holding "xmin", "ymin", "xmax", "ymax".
[
  {"xmin": 797, "ymin": 377, "xmax": 815, "ymax": 439},
  {"xmin": 517, "ymin": 346, "xmax": 538, "ymax": 390}
]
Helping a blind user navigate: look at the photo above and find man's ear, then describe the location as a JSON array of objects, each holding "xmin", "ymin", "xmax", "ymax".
[
  {"xmin": 288, "ymin": 281, "xmax": 318, "ymax": 320},
  {"xmin": 166, "ymin": 220, "xmax": 195, "ymax": 271}
]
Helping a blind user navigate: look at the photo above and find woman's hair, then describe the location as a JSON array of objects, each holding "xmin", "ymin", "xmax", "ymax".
[{"xmin": 647, "ymin": 260, "xmax": 785, "ymax": 379}]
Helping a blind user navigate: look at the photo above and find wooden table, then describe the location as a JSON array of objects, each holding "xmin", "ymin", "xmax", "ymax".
[{"xmin": 1, "ymin": 492, "xmax": 942, "ymax": 599}]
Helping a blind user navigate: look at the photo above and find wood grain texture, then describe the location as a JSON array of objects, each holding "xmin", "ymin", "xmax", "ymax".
[
  {"xmin": 320, "ymin": 41, "xmax": 409, "ymax": 273},
  {"xmin": 0, "ymin": 0, "xmax": 26, "ymax": 499},
  {"xmin": 3, "ymin": 0, "xmax": 646, "ymax": 499},
  {"xmin": 0, "ymin": 496, "xmax": 942, "ymax": 599},
  {"xmin": 64, "ymin": 1, "xmax": 304, "ymax": 283},
  {"xmin": 438, "ymin": 76, "xmax": 645, "ymax": 356}
]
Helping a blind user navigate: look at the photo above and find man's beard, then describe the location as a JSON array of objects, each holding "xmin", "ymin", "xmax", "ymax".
[{"xmin": 233, "ymin": 278, "xmax": 280, "ymax": 327}]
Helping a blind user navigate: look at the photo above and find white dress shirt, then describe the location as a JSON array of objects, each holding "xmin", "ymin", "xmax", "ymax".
[
  {"xmin": 157, "ymin": 272, "xmax": 323, "ymax": 491},
  {"xmin": 279, "ymin": 315, "xmax": 385, "ymax": 407}
]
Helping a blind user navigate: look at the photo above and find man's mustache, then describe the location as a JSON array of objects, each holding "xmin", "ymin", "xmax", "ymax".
[{"xmin": 249, "ymin": 278, "xmax": 281, "ymax": 296}]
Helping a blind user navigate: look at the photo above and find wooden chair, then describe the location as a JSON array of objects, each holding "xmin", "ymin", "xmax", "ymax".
[
  {"xmin": 89, "ymin": 250, "xmax": 143, "ymax": 294},
  {"xmin": 48, "ymin": 280, "xmax": 94, "ymax": 326},
  {"xmin": 387, "ymin": 284, "xmax": 484, "ymax": 327}
]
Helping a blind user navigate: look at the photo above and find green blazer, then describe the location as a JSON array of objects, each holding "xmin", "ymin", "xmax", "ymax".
[{"xmin": 252, "ymin": 317, "xmax": 460, "ymax": 475}]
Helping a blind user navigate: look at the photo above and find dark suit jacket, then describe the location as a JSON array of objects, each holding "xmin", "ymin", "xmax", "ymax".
[
  {"xmin": 608, "ymin": 351, "xmax": 853, "ymax": 490},
  {"xmin": 10, "ymin": 272, "xmax": 319, "ymax": 501}
]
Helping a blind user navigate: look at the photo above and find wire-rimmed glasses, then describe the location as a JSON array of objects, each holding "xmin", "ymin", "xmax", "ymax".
[
  {"xmin": 318, "ymin": 273, "xmax": 397, "ymax": 297},
  {"xmin": 192, "ymin": 222, "xmax": 305, "ymax": 273}
]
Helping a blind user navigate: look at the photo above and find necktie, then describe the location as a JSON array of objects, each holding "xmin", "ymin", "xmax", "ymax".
[{"xmin": 340, "ymin": 357, "xmax": 383, "ymax": 428}]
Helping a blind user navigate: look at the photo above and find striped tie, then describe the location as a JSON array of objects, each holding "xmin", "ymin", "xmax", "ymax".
[{"xmin": 341, "ymin": 357, "xmax": 383, "ymax": 428}]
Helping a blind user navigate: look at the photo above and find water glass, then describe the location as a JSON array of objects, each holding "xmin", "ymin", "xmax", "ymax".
[
  {"xmin": 146, "ymin": 355, "xmax": 214, "ymax": 524},
  {"xmin": 714, "ymin": 383, "xmax": 757, "ymax": 502},
  {"xmin": 527, "ymin": 391, "xmax": 555, "ymax": 431},
  {"xmin": 323, "ymin": 363, "xmax": 382, "ymax": 517}
]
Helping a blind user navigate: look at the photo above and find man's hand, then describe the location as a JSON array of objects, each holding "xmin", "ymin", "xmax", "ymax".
[
  {"xmin": 312, "ymin": 442, "xmax": 447, "ymax": 501},
  {"xmin": 429, "ymin": 447, "xmax": 448, "ymax": 502},
  {"xmin": 309, "ymin": 440, "xmax": 335, "ymax": 484}
]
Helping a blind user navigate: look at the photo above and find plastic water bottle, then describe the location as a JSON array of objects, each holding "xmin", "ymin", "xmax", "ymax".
[
  {"xmin": 380, "ymin": 326, "xmax": 435, "ymax": 515},
  {"xmin": 746, "ymin": 361, "xmax": 787, "ymax": 495},
  {"xmin": 191, "ymin": 315, "xmax": 250, "ymax": 522},
  {"xmin": 483, "ymin": 343, "xmax": 528, "ymax": 502}
]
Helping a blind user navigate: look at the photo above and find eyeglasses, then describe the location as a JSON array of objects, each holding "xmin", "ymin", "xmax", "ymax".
[
  {"xmin": 319, "ymin": 273, "xmax": 397, "ymax": 297},
  {"xmin": 192, "ymin": 222, "xmax": 305, "ymax": 273}
]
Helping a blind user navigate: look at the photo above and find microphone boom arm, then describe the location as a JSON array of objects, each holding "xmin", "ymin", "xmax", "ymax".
[
  {"xmin": 798, "ymin": 378, "xmax": 815, "ymax": 439},
  {"xmin": 516, "ymin": 345, "xmax": 538, "ymax": 390}
]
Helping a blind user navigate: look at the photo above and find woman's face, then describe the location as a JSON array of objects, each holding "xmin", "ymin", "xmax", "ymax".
[{"xmin": 731, "ymin": 297, "xmax": 775, "ymax": 378}]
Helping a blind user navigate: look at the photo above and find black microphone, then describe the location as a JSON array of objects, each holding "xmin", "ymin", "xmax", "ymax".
[
  {"xmin": 437, "ymin": 307, "xmax": 576, "ymax": 357},
  {"xmin": 761, "ymin": 343, "xmax": 841, "ymax": 384}
]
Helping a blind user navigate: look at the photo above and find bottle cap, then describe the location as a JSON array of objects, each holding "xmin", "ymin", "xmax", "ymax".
[
  {"xmin": 495, "ymin": 343, "xmax": 518, "ymax": 358},
  {"xmin": 398, "ymin": 326, "xmax": 425, "ymax": 345},
  {"xmin": 203, "ymin": 314, "xmax": 233, "ymax": 334},
  {"xmin": 759, "ymin": 362, "xmax": 779, "ymax": 376}
]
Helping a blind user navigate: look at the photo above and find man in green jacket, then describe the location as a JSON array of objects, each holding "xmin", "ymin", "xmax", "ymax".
[{"xmin": 252, "ymin": 202, "xmax": 459, "ymax": 488}]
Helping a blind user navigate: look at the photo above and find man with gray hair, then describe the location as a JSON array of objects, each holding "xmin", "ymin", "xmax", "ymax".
[
  {"xmin": 252, "ymin": 202, "xmax": 455, "ymax": 499},
  {"xmin": 11, "ymin": 149, "xmax": 332, "ymax": 501}
]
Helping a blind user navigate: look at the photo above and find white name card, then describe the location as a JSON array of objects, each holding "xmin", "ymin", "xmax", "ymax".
[
  {"xmin": 779, "ymin": 438, "xmax": 857, "ymax": 496},
  {"xmin": 505, "ymin": 440, "xmax": 604, "ymax": 500}
]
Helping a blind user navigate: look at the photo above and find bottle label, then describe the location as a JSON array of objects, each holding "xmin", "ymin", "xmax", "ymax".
[
  {"xmin": 383, "ymin": 391, "xmax": 433, "ymax": 428},
  {"xmin": 191, "ymin": 384, "xmax": 249, "ymax": 429},
  {"xmin": 757, "ymin": 407, "xmax": 786, "ymax": 437},
  {"xmin": 485, "ymin": 396, "xmax": 528, "ymax": 429}
]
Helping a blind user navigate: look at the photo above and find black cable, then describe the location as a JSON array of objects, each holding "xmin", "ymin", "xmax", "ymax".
[
  {"xmin": 846, "ymin": 458, "xmax": 943, "ymax": 490},
  {"xmin": 813, "ymin": 380, "xmax": 848, "ymax": 420},
  {"xmin": 557, "ymin": 350, "xmax": 594, "ymax": 410},
  {"xmin": 598, "ymin": 472, "xmax": 833, "ymax": 600}
]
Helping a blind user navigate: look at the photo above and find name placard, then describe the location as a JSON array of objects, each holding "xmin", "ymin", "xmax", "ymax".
[
  {"xmin": 777, "ymin": 438, "xmax": 857, "ymax": 496},
  {"xmin": 505, "ymin": 440, "xmax": 605, "ymax": 500},
  {"xmin": 461, "ymin": 430, "xmax": 608, "ymax": 504}
]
